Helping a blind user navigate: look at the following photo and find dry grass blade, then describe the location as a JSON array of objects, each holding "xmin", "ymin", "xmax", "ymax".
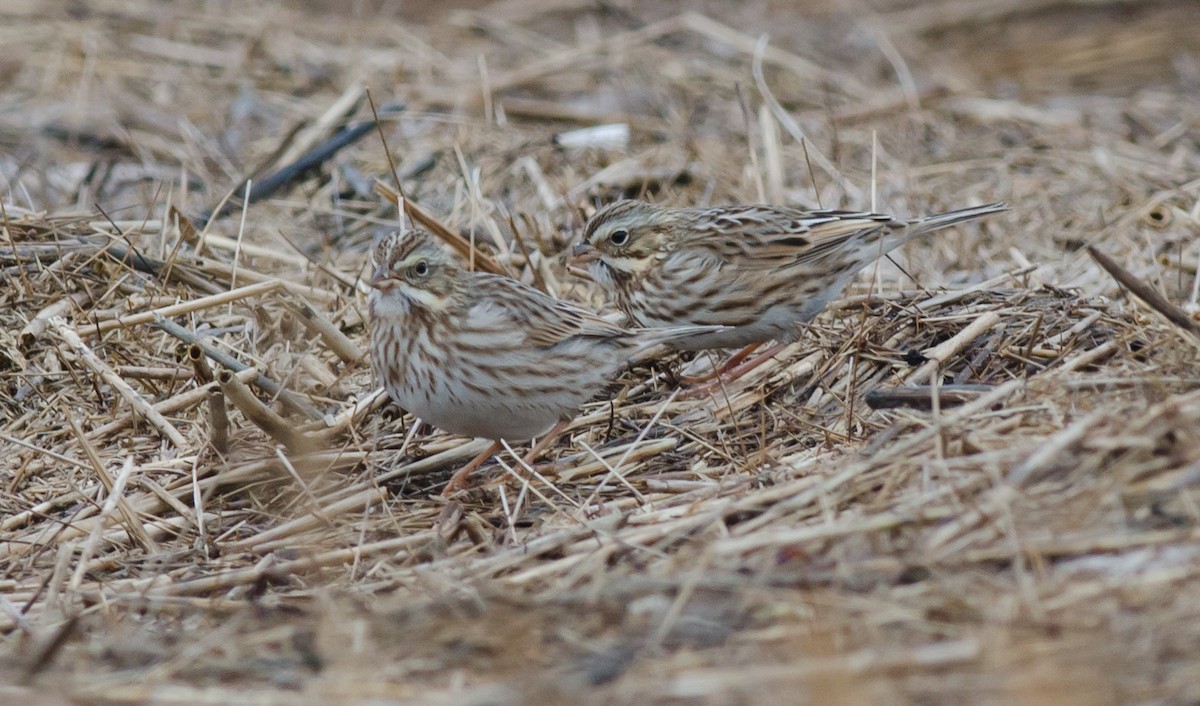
[
  {"xmin": 65, "ymin": 417, "xmax": 158, "ymax": 553},
  {"xmin": 86, "ymin": 280, "xmax": 284, "ymax": 336},
  {"xmin": 905, "ymin": 310, "xmax": 1003, "ymax": 384},
  {"xmin": 47, "ymin": 316, "xmax": 188, "ymax": 449},
  {"xmin": 20, "ymin": 290, "xmax": 93, "ymax": 349},
  {"xmin": 374, "ymin": 181, "xmax": 508, "ymax": 276},
  {"xmin": 280, "ymin": 295, "xmax": 364, "ymax": 364}
]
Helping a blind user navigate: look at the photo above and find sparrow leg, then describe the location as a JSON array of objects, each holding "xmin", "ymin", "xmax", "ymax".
[
  {"xmin": 720, "ymin": 341, "xmax": 787, "ymax": 382},
  {"xmin": 442, "ymin": 421, "xmax": 569, "ymax": 496},
  {"xmin": 514, "ymin": 420, "xmax": 569, "ymax": 480},
  {"xmin": 683, "ymin": 342, "xmax": 787, "ymax": 397},
  {"xmin": 441, "ymin": 440, "xmax": 503, "ymax": 496},
  {"xmin": 678, "ymin": 342, "xmax": 763, "ymax": 385}
]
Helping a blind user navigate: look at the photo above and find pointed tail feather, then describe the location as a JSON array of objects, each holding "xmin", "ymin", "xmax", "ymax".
[
  {"xmin": 908, "ymin": 202, "xmax": 1010, "ymax": 237},
  {"xmin": 846, "ymin": 201, "xmax": 1008, "ymax": 272}
]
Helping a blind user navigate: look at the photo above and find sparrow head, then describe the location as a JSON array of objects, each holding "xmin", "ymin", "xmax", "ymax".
[
  {"xmin": 571, "ymin": 200, "xmax": 677, "ymax": 290},
  {"xmin": 369, "ymin": 227, "xmax": 459, "ymax": 314}
]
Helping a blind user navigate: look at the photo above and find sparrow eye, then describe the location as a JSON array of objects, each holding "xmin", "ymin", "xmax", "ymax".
[
  {"xmin": 412, "ymin": 260, "xmax": 429, "ymax": 277},
  {"xmin": 609, "ymin": 229, "xmax": 630, "ymax": 246}
]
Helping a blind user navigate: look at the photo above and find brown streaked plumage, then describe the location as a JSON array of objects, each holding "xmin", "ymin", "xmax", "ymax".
[
  {"xmin": 572, "ymin": 199, "xmax": 1009, "ymax": 351},
  {"xmin": 368, "ymin": 225, "xmax": 722, "ymax": 444}
]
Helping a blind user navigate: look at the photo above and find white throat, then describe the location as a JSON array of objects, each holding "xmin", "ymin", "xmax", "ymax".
[{"xmin": 370, "ymin": 283, "xmax": 449, "ymax": 318}]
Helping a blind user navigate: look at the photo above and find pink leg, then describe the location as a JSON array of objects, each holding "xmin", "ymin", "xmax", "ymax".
[
  {"xmin": 440, "ymin": 421, "xmax": 569, "ymax": 496},
  {"xmin": 519, "ymin": 420, "xmax": 568, "ymax": 468},
  {"xmin": 678, "ymin": 342, "xmax": 763, "ymax": 385},
  {"xmin": 441, "ymin": 440, "xmax": 502, "ymax": 497},
  {"xmin": 722, "ymin": 341, "xmax": 787, "ymax": 381},
  {"xmin": 684, "ymin": 342, "xmax": 787, "ymax": 396}
]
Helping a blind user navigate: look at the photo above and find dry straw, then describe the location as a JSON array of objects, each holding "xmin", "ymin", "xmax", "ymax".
[{"xmin": 1, "ymin": 0, "xmax": 1199, "ymax": 702}]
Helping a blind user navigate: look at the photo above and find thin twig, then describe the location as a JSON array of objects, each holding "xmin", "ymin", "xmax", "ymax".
[{"xmin": 48, "ymin": 317, "xmax": 189, "ymax": 449}]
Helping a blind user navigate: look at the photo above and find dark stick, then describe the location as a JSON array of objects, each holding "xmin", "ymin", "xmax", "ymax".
[
  {"xmin": 1088, "ymin": 246, "xmax": 1200, "ymax": 339},
  {"xmin": 198, "ymin": 101, "xmax": 407, "ymax": 226},
  {"xmin": 864, "ymin": 384, "xmax": 995, "ymax": 411}
]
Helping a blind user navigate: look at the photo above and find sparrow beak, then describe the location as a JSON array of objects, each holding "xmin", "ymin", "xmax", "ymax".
[
  {"xmin": 570, "ymin": 243, "xmax": 600, "ymax": 264},
  {"xmin": 369, "ymin": 265, "xmax": 391, "ymax": 290}
]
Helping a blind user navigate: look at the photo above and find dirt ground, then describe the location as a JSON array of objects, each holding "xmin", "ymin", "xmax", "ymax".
[{"xmin": 2, "ymin": 0, "xmax": 1199, "ymax": 704}]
